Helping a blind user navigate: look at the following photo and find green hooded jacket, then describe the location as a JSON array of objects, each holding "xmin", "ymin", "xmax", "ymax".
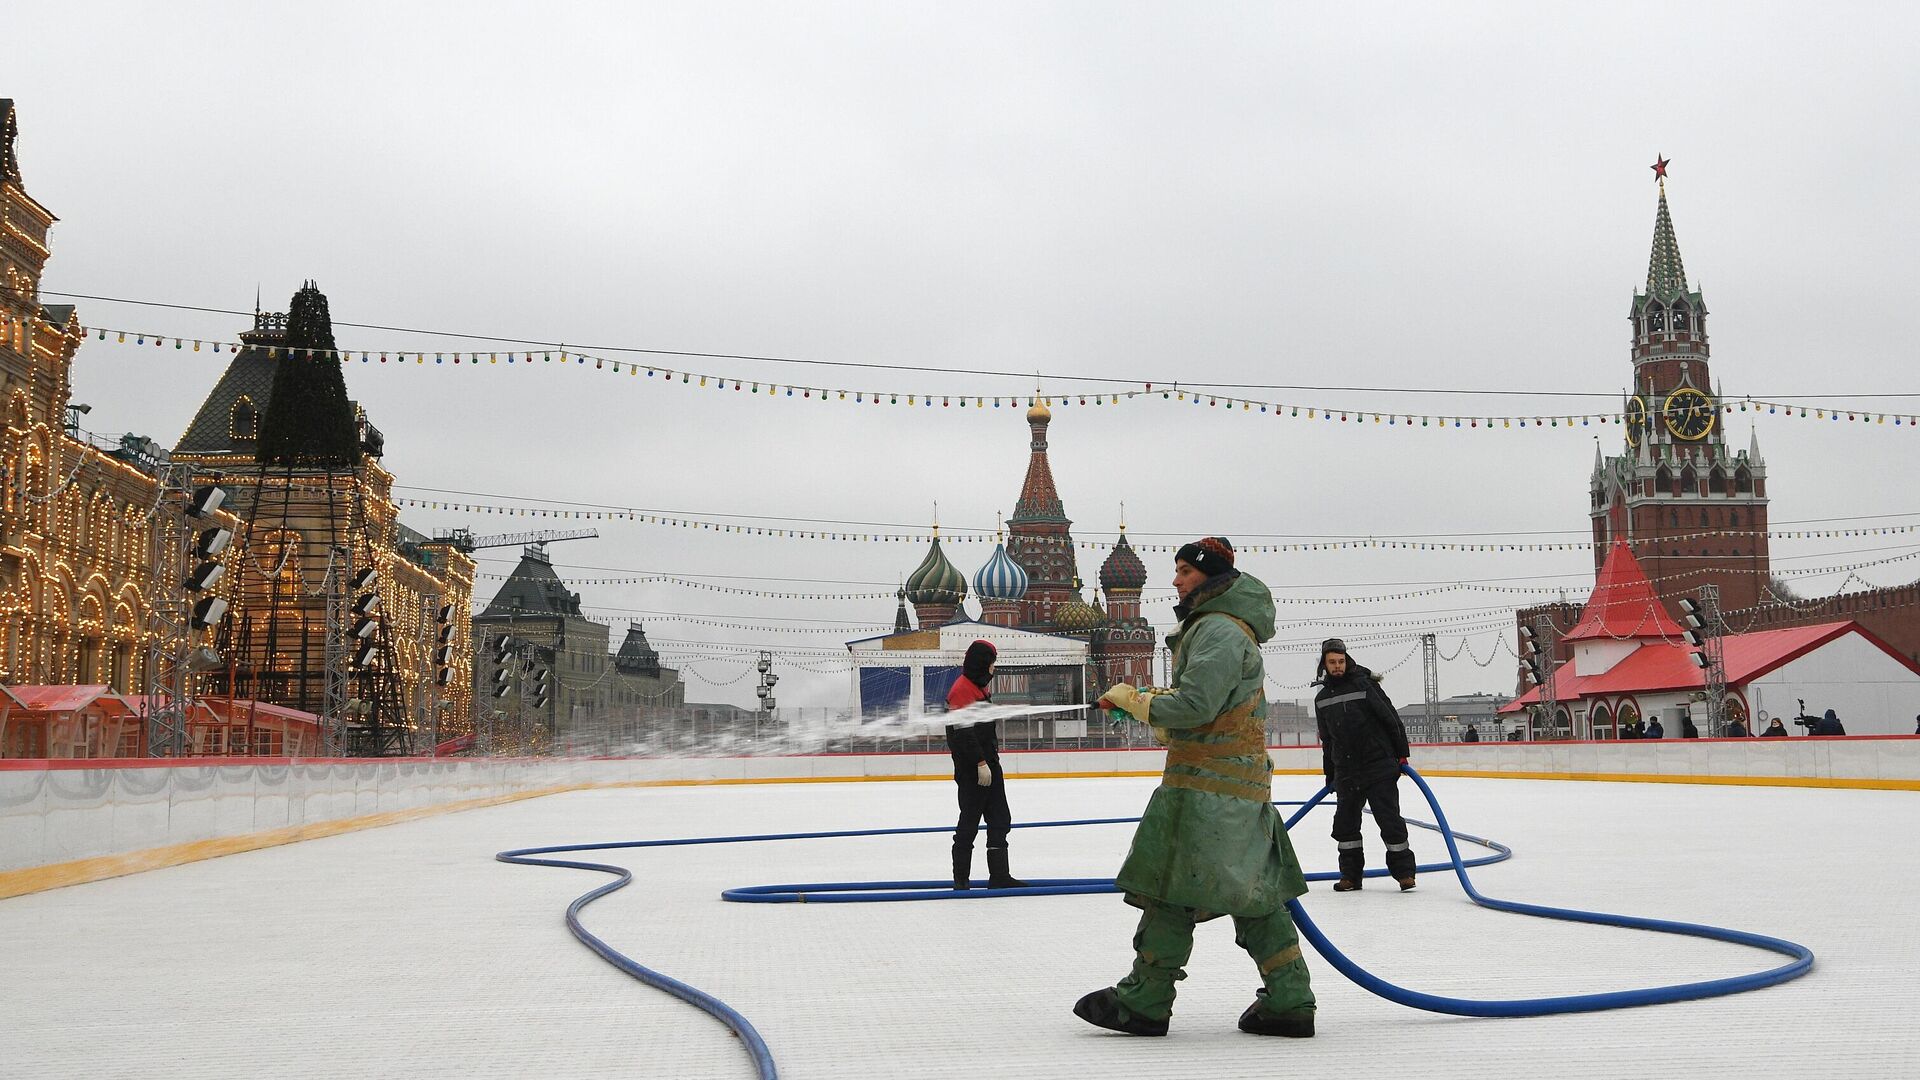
[{"xmin": 1110, "ymin": 571, "xmax": 1309, "ymax": 917}]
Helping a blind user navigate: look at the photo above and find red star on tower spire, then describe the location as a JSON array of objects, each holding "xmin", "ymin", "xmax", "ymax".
[{"xmin": 1651, "ymin": 155, "xmax": 1670, "ymax": 181}]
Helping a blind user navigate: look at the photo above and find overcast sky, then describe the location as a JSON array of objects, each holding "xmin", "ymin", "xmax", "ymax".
[{"xmin": 11, "ymin": 2, "xmax": 1919, "ymax": 710}]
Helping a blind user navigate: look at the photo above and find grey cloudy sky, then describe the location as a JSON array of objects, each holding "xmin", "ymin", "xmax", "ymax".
[{"xmin": 11, "ymin": 2, "xmax": 1919, "ymax": 709}]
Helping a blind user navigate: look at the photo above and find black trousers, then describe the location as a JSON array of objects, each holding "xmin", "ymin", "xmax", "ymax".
[
  {"xmin": 1330, "ymin": 771, "xmax": 1409, "ymax": 848},
  {"xmin": 953, "ymin": 756, "xmax": 1012, "ymax": 850}
]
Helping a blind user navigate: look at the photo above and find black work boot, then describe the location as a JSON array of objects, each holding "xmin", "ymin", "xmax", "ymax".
[
  {"xmin": 986, "ymin": 847, "xmax": 1030, "ymax": 889},
  {"xmin": 1334, "ymin": 844, "xmax": 1365, "ymax": 891},
  {"xmin": 1386, "ymin": 845, "xmax": 1417, "ymax": 891},
  {"xmin": 1073, "ymin": 988, "xmax": 1168, "ymax": 1036},
  {"xmin": 952, "ymin": 846, "xmax": 972, "ymax": 891},
  {"xmin": 1238, "ymin": 994, "xmax": 1316, "ymax": 1038}
]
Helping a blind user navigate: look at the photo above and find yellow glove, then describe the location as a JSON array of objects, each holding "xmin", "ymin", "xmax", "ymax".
[{"xmin": 1098, "ymin": 684, "xmax": 1156, "ymax": 725}]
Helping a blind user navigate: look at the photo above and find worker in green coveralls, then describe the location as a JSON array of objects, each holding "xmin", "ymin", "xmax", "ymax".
[{"xmin": 1078, "ymin": 537, "xmax": 1316, "ymax": 1038}]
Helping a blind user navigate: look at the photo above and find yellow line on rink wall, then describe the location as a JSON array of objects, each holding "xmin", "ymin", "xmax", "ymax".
[{"xmin": 5, "ymin": 765, "xmax": 1915, "ymax": 900}]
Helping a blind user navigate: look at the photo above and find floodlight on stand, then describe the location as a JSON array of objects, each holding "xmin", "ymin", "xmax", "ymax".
[
  {"xmin": 351, "ymin": 616, "xmax": 378, "ymax": 640},
  {"xmin": 1679, "ymin": 597, "xmax": 1704, "ymax": 629},
  {"xmin": 352, "ymin": 592, "xmax": 380, "ymax": 616},
  {"xmin": 186, "ymin": 646, "xmax": 225, "ymax": 672},
  {"xmin": 187, "ymin": 485, "xmax": 226, "ymax": 517},
  {"xmin": 189, "ymin": 595, "xmax": 228, "ymax": 629},
  {"xmin": 185, "ymin": 561, "xmax": 225, "ymax": 591},
  {"xmin": 349, "ymin": 567, "xmax": 378, "ymax": 591},
  {"xmin": 196, "ymin": 527, "xmax": 233, "ymax": 558}
]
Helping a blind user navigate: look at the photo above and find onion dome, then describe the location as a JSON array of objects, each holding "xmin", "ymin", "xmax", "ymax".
[
  {"xmin": 905, "ymin": 533, "xmax": 967, "ymax": 604},
  {"xmin": 1099, "ymin": 529, "xmax": 1147, "ymax": 592},
  {"xmin": 974, "ymin": 542, "xmax": 1030, "ymax": 602},
  {"xmin": 1052, "ymin": 579, "xmax": 1108, "ymax": 632}
]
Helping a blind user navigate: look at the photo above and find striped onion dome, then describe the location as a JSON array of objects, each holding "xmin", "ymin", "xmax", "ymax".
[
  {"xmin": 973, "ymin": 542, "xmax": 1030, "ymax": 602},
  {"xmin": 905, "ymin": 534, "xmax": 968, "ymax": 604},
  {"xmin": 1098, "ymin": 530, "xmax": 1147, "ymax": 592}
]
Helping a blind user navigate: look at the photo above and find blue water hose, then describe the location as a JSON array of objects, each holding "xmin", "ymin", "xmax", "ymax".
[
  {"xmin": 1275, "ymin": 765, "xmax": 1815, "ymax": 1017},
  {"xmin": 499, "ymin": 766, "xmax": 1815, "ymax": 1078}
]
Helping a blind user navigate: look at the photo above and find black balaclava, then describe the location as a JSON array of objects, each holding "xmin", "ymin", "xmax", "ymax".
[{"xmin": 963, "ymin": 639, "xmax": 997, "ymax": 689}]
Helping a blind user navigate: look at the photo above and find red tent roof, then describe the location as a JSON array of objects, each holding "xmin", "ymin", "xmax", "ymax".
[
  {"xmin": 1562, "ymin": 543, "xmax": 1687, "ymax": 642},
  {"xmin": 1, "ymin": 684, "xmax": 135, "ymax": 714},
  {"xmin": 1503, "ymin": 620, "xmax": 1916, "ymax": 712},
  {"xmin": 204, "ymin": 698, "xmax": 322, "ymax": 731}
]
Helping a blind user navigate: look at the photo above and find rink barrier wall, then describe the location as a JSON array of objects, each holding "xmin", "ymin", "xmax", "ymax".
[{"xmin": 3, "ymin": 736, "xmax": 1918, "ymax": 897}]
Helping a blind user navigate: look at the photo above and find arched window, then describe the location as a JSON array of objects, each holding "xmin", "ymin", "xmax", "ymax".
[{"xmin": 230, "ymin": 396, "xmax": 258, "ymax": 441}]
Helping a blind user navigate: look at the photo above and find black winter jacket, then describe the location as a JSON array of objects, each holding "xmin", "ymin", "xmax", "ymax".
[{"xmin": 1315, "ymin": 664, "xmax": 1410, "ymax": 789}]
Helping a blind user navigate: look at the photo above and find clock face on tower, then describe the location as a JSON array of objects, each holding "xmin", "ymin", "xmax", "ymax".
[
  {"xmin": 1624, "ymin": 396, "xmax": 1648, "ymax": 447},
  {"xmin": 1662, "ymin": 387, "xmax": 1716, "ymax": 441}
]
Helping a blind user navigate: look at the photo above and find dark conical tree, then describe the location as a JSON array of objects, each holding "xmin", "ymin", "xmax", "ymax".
[{"xmin": 255, "ymin": 282, "xmax": 361, "ymax": 467}]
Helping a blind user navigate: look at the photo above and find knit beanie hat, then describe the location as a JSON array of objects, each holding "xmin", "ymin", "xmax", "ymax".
[
  {"xmin": 1315, "ymin": 637, "xmax": 1349, "ymax": 679},
  {"xmin": 1174, "ymin": 536, "xmax": 1236, "ymax": 578}
]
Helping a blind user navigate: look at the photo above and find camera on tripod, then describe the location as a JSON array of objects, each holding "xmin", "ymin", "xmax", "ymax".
[{"xmin": 1791, "ymin": 698, "xmax": 1820, "ymax": 730}]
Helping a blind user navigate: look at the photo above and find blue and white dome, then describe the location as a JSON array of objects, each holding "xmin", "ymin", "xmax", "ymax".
[{"xmin": 973, "ymin": 542, "xmax": 1030, "ymax": 602}]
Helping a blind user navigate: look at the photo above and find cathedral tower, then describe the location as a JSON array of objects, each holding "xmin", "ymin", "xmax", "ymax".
[{"xmin": 1005, "ymin": 400, "xmax": 1082, "ymax": 629}]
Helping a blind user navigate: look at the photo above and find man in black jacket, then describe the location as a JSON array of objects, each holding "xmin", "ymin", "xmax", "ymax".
[{"xmin": 1314, "ymin": 639, "xmax": 1415, "ymax": 891}]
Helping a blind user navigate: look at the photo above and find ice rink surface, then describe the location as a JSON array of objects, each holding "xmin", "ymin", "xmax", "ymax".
[{"xmin": 3, "ymin": 774, "xmax": 1915, "ymax": 1079}]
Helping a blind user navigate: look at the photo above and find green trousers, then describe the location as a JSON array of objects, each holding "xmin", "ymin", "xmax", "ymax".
[{"xmin": 1112, "ymin": 898, "xmax": 1316, "ymax": 1023}]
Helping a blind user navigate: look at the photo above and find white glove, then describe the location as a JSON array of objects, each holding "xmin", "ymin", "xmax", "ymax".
[{"xmin": 976, "ymin": 762, "xmax": 993, "ymax": 787}]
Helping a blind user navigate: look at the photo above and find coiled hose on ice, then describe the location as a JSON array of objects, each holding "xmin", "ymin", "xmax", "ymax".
[{"xmin": 498, "ymin": 765, "xmax": 1814, "ymax": 1079}]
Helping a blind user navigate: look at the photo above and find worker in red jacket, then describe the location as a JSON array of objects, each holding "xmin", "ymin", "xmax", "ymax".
[{"xmin": 946, "ymin": 639, "xmax": 1029, "ymax": 890}]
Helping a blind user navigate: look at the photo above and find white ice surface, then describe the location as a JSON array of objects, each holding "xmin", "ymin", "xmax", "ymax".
[{"xmin": 2, "ymin": 776, "xmax": 1915, "ymax": 1079}]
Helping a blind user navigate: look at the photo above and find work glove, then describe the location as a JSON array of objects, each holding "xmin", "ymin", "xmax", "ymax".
[
  {"xmin": 976, "ymin": 762, "xmax": 992, "ymax": 787},
  {"xmin": 1097, "ymin": 684, "xmax": 1155, "ymax": 725}
]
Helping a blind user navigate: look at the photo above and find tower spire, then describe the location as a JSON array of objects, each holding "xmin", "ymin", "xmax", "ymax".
[{"xmin": 1646, "ymin": 164, "xmax": 1690, "ymax": 302}]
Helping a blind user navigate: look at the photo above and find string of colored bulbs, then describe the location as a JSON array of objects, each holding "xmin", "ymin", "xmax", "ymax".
[{"xmin": 58, "ymin": 317, "xmax": 1920, "ymax": 431}]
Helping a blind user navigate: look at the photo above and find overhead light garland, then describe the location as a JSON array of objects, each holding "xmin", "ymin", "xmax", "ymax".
[
  {"xmin": 57, "ymin": 318, "xmax": 1920, "ymax": 432},
  {"xmin": 402, "ymin": 493, "xmax": 1920, "ymax": 554}
]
